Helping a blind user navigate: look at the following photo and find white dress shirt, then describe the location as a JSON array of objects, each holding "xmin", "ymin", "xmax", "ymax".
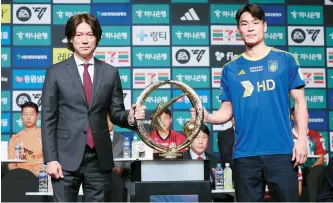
[
  {"xmin": 190, "ymin": 149, "xmax": 206, "ymax": 160},
  {"xmin": 73, "ymin": 53, "xmax": 95, "ymax": 84}
]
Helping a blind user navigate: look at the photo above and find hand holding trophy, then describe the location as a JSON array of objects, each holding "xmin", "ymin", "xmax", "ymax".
[{"xmin": 134, "ymin": 80, "xmax": 204, "ymax": 159}]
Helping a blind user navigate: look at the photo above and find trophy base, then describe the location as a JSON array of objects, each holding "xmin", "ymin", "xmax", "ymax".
[{"xmin": 153, "ymin": 151, "xmax": 184, "ymax": 160}]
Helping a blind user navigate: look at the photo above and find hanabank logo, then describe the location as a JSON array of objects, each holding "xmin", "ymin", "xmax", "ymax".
[{"xmin": 288, "ymin": 26, "xmax": 324, "ymax": 46}]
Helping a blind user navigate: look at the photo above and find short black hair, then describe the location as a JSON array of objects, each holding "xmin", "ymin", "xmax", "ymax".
[
  {"xmin": 164, "ymin": 109, "xmax": 171, "ymax": 117},
  {"xmin": 290, "ymin": 106, "xmax": 295, "ymax": 115},
  {"xmin": 235, "ymin": 4, "xmax": 266, "ymax": 25},
  {"xmin": 200, "ymin": 124, "xmax": 210, "ymax": 136},
  {"xmin": 65, "ymin": 13, "xmax": 102, "ymax": 52},
  {"xmin": 21, "ymin": 101, "xmax": 39, "ymax": 114}
]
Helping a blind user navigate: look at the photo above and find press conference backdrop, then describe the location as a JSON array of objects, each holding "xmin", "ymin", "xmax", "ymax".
[{"xmin": 1, "ymin": 0, "xmax": 333, "ymax": 159}]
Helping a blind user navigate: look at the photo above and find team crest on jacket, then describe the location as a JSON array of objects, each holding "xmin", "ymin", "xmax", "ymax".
[{"xmin": 268, "ymin": 60, "xmax": 278, "ymax": 72}]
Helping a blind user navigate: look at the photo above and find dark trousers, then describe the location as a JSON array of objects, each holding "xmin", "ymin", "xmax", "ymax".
[
  {"xmin": 233, "ymin": 154, "xmax": 299, "ymax": 202},
  {"xmin": 51, "ymin": 146, "xmax": 112, "ymax": 202}
]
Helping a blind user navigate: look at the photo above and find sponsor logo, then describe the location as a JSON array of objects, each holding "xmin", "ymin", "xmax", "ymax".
[
  {"xmin": 1, "ymin": 113, "xmax": 10, "ymax": 133},
  {"xmin": 172, "ymin": 47, "xmax": 209, "ymax": 66},
  {"xmin": 211, "ymin": 68, "xmax": 223, "ymax": 88},
  {"xmin": 211, "ymin": 25, "xmax": 244, "ymax": 45},
  {"xmin": 327, "ymin": 48, "xmax": 333, "ymax": 67},
  {"xmin": 13, "ymin": 4, "xmax": 51, "ymax": 24},
  {"xmin": 309, "ymin": 110, "xmax": 327, "ymax": 130},
  {"xmin": 1, "ymin": 47, "xmax": 11, "ymax": 68},
  {"xmin": 173, "ymin": 89, "xmax": 210, "ymax": 109},
  {"xmin": 261, "ymin": 5, "xmax": 285, "ymax": 25},
  {"xmin": 288, "ymin": 26, "xmax": 324, "ymax": 46},
  {"xmin": 211, "ymin": 4, "xmax": 238, "ymax": 24},
  {"xmin": 100, "ymin": 26, "xmax": 130, "ymax": 46},
  {"xmin": 92, "ymin": 4, "xmax": 130, "ymax": 25},
  {"xmin": 1, "ymin": 4, "xmax": 11, "ymax": 24},
  {"xmin": 172, "ymin": 26, "xmax": 209, "ymax": 45},
  {"xmin": 132, "ymin": 4, "xmax": 169, "ymax": 24},
  {"xmin": 180, "ymin": 8, "xmax": 200, "ymax": 21},
  {"xmin": 288, "ymin": 6, "xmax": 323, "ymax": 25},
  {"xmin": 1, "ymin": 91, "xmax": 11, "ymax": 111},
  {"xmin": 133, "ymin": 26, "xmax": 169, "ymax": 45},
  {"xmin": 133, "ymin": 89, "xmax": 170, "ymax": 111},
  {"xmin": 1, "ymin": 70, "xmax": 11, "ymax": 89},
  {"xmin": 289, "ymin": 47, "xmax": 325, "ymax": 67},
  {"xmin": 53, "ymin": 48, "xmax": 73, "ymax": 64},
  {"xmin": 13, "ymin": 26, "xmax": 51, "ymax": 46},
  {"xmin": 302, "ymin": 68, "xmax": 326, "ymax": 88},
  {"xmin": 13, "ymin": 48, "xmax": 51, "ymax": 67},
  {"xmin": 1, "ymin": 25, "xmax": 10, "ymax": 45},
  {"xmin": 12, "ymin": 91, "xmax": 42, "ymax": 111},
  {"xmin": 173, "ymin": 68, "xmax": 210, "ymax": 88},
  {"xmin": 94, "ymin": 47, "xmax": 130, "ymax": 67},
  {"xmin": 53, "ymin": 5, "xmax": 90, "ymax": 24},
  {"xmin": 13, "ymin": 70, "xmax": 46, "ymax": 89},
  {"xmin": 133, "ymin": 68, "xmax": 170, "ymax": 89},
  {"xmin": 241, "ymin": 79, "xmax": 276, "ymax": 98},
  {"xmin": 118, "ymin": 69, "xmax": 131, "ymax": 89},
  {"xmin": 238, "ymin": 69, "xmax": 246, "ymax": 75},
  {"xmin": 133, "ymin": 47, "xmax": 170, "ymax": 67}
]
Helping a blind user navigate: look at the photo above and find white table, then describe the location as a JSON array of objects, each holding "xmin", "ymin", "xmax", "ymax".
[
  {"xmin": 26, "ymin": 191, "xmax": 84, "ymax": 196},
  {"xmin": 114, "ymin": 158, "xmax": 152, "ymax": 162},
  {"xmin": 1, "ymin": 159, "xmax": 27, "ymax": 163},
  {"xmin": 211, "ymin": 189, "xmax": 235, "ymax": 196}
]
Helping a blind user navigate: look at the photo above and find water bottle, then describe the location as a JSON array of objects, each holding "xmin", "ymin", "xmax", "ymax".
[
  {"xmin": 14, "ymin": 140, "xmax": 22, "ymax": 160},
  {"xmin": 123, "ymin": 137, "xmax": 131, "ymax": 158},
  {"xmin": 38, "ymin": 165, "xmax": 48, "ymax": 192},
  {"xmin": 215, "ymin": 163, "xmax": 224, "ymax": 190},
  {"xmin": 224, "ymin": 163, "xmax": 233, "ymax": 190},
  {"xmin": 131, "ymin": 136, "xmax": 139, "ymax": 159},
  {"xmin": 138, "ymin": 141, "xmax": 146, "ymax": 158}
]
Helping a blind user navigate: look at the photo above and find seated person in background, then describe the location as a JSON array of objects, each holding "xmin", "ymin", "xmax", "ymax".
[
  {"xmin": 107, "ymin": 114, "xmax": 130, "ymax": 202},
  {"xmin": 151, "ymin": 109, "xmax": 186, "ymax": 152},
  {"xmin": 184, "ymin": 125, "xmax": 219, "ymax": 186},
  {"xmin": 107, "ymin": 113, "xmax": 125, "ymax": 175},
  {"xmin": 291, "ymin": 107, "xmax": 326, "ymax": 178},
  {"xmin": 8, "ymin": 102, "xmax": 43, "ymax": 177},
  {"xmin": 217, "ymin": 118, "xmax": 235, "ymax": 169}
]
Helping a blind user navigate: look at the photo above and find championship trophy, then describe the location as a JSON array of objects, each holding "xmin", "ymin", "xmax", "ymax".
[{"xmin": 135, "ymin": 80, "xmax": 204, "ymax": 160}]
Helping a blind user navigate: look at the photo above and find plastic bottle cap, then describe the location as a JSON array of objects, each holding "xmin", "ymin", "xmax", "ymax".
[{"xmin": 225, "ymin": 163, "xmax": 230, "ymax": 167}]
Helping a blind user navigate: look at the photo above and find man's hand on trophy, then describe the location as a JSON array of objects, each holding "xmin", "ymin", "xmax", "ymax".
[
  {"xmin": 190, "ymin": 107, "xmax": 208, "ymax": 123},
  {"xmin": 128, "ymin": 104, "xmax": 146, "ymax": 125}
]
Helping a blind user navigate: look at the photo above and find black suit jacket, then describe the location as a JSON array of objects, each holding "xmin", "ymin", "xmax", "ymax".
[
  {"xmin": 217, "ymin": 127, "xmax": 235, "ymax": 169},
  {"xmin": 41, "ymin": 56, "xmax": 133, "ymax": 172},
  {"xmin": 183, "ymin": 150, "xmax": 219, "ymax": 186}
]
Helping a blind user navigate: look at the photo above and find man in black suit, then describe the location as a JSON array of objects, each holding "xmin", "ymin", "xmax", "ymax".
[
  {"xmin": 217, "ymin": 119, "xmax": 235, "ymax": 169},
  {"xmin": 41, "ymin": 14, "xmax": 146, "ymax": 202},
  {"xmin": 107, "ymin": 116, "xmax": 129, "ymax": 202},
  {"xmin": 184, "ymin": 124, "xmax": 219, "ymax": 186}
]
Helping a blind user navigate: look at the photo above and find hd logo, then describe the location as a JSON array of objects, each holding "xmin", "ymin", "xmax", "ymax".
[{"xmin": 241, "ymin": 79, "xmax": 275, "ymax": 98}]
